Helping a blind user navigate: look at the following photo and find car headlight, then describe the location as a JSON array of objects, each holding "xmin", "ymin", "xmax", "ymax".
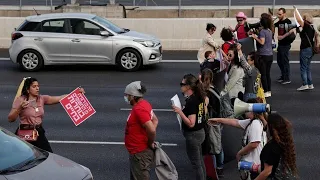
[
  {"xmin": 80, "ymin": 165, "xmax": 94, "ymax": 180},
  {"xmin": 134, "ymin": 40, "xmax": 155, "ymax": 47}
]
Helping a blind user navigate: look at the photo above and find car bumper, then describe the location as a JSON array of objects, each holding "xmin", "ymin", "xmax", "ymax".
[{"xmin": 141, "ymin": 45, "xmax": 163, "ymax": 65}]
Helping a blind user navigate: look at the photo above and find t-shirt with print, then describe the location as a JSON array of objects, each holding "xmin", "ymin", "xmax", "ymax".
[
  {"xmin": 200, "ymin": 59, "xmax": 220, "ymax": 74},
  {"xmin": 260, "ymin": 139, "xmax": 283, "ymax": 178},
  {"xmin": 182, "ymin": 94, "xmax": 205, "ymax": 132},
  {"xmin": 238, "ymin": 119, "xmax": 267, "ymax": 164},
  {"xmin": 12, "ymin": 95, "xmax": 50, "ymax": 125},
  {"xmin": 125, "ymin": 100, "xmax": 153, "ymax": 155},
  {"xmin": 300, "ymin": 22, "xmax": 315, "ymax": 50},
  {"xmin": 274, "ymin": 18, "xmax": 294, "ymax": 46},
  {"xmin": 257, "ymin": 29, "xmax": 273, "ymax": 56}
]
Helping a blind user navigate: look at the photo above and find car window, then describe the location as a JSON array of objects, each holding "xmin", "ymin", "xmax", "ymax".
[
  {"xmin": 70, "ymin": 19, "xmax": 103, "ymax": 36},
  {"xmin": 42, "ymin": 19, "xmax": 66, "ymax": 33},
  {"xmin": 19, "ymin": 21, "xmax": 41, "ymax": 32},
  {"xmin": 92, "ymin": 15, "xmax": 123, "ymax": 34},
  {"xmin": 0, "ymin": 128, "xmax": 44, "ymax": 173}
]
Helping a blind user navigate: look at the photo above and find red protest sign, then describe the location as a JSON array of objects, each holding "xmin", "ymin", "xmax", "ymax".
[{"xmin": 60, "ymin": 87, "xmax": 96, "ymax": 126}]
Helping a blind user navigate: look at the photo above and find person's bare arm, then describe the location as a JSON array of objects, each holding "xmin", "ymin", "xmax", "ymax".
[{"xmin": 142, "ymin": 120, "xmax": 156, "ymax": 148}]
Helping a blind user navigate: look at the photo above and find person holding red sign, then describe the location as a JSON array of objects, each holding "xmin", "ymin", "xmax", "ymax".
[
  {"xmin": 124, "ymin": 81, "xmax": 158, "ymax": 180},
  {"xmin": 8, "ymin": 77, "xmax": 85, "ymax": 153}
]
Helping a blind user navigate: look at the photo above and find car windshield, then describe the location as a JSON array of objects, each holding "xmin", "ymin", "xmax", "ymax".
[
  {"xmin": 92, "ymin": 15, "xmax": 124, "ymax": 34},
  {"xmin": 0, "ymin": 127, "xmax": 47, "ymax": 173}
]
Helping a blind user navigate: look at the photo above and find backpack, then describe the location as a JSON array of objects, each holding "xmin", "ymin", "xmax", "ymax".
[
  {"xmin": 208, "ymin": 86, "xmax": 234, "ymax": 118},
  {"xmin": 255, "ymin": 73, "xmax": 266, "ymax": 103}
]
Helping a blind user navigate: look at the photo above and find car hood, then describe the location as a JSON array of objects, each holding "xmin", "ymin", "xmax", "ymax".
[
  {"xmin": 121, "ymin": 30, "xmax": 159, "ymax": 41},
  {"xmin": 5, "ymin": 153, "xmax": 88, "ymax": 180}
]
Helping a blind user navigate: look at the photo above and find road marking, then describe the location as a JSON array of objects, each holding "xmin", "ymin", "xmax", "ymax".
[
  {"xmin": 49, "ymin": 140, "xmax": 178, "ymax": 146},
  {"xmin": 1, "ymin": 57, "xmax": 319, "ymax": 64},
  {"xmin": 120, "ymin": 108, "xmax": 173, "ymax": 112},
  {"xmin": 161, "ymin": 60, "xmax": 320, "ymax": 64}
]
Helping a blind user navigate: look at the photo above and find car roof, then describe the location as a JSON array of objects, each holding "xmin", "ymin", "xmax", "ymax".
[{"xmin": 26, "ymin": 13, "xmax": 96, "ymax": 22}]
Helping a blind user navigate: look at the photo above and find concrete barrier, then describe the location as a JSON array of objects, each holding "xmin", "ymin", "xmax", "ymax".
[{"xmin": 0, "ymin": 17, "xmax": 319, "ymax": 50}]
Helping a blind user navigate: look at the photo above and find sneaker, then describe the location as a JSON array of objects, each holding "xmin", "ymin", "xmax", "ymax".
[
  {"xmin": 309, "ymin": 84, "xmax": 314, "ymax": 89},
  {"xmin": 297, "ymin": 85, "xmax": 309, "ymax": 91},
  {"xmin": 264, "ymin": 92, "xmax": 271, "ymax": 97},
  {"xmin": 216, "ymin": 168, "xmax": 224, "ymax": 178},
  {"xmin": 282, "ymin": 80, "xmax": 291, "ymax": 85},
  {"xmin": 277, "ymin": 77, "xmax": 283, "ymax": 83}
]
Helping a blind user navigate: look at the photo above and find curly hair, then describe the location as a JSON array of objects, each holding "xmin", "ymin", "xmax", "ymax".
[
  {"xmin": 267, "ymin": 113, "xmax": 298, "ymax": 176},
  {"xmin": 220, "ymin": 27, "xmax": 234, "ymax": 41}
]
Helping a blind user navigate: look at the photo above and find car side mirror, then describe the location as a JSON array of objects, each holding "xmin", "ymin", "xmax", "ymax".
[{"xmin": 100, "ymin": 31, "xmax": 111, "ymax": 37}]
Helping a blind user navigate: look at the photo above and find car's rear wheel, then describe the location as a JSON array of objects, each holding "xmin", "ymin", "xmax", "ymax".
[
  {"xmin": 116, "ymin": 49, "xmax": 142, "ymax": 72},
  {"xmin": 18, "ymin": 50, "xmax": 44, "ymax": 72}
]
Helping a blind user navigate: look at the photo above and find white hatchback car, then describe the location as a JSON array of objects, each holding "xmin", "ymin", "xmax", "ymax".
[{"xmin": 9, "ymin": 13, "xmax": 162, "ymax": 72}]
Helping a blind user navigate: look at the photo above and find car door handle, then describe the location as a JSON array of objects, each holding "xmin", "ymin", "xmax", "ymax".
[
  {"xmin": 71, "ymin": 39, "xmax": 81, "ymax": 43},
  {"xmin": 34, "ymin": 38, "xmax": 43, "ymax": 41}
]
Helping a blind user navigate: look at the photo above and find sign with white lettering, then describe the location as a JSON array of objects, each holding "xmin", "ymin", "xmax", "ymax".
[{"xmin": 60, "ymin": 87, "xmax": 96, "ymax": 126}]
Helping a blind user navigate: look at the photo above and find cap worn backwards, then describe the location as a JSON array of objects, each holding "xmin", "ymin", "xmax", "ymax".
[{"xmin": 124, "ymin": 81, "xmax": 144, "ymax": 97}]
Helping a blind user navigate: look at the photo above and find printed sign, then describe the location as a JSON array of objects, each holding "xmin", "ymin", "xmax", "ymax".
[{"xmin": 60, "ymin": 87, "xmax": 96, "ymax": 126}]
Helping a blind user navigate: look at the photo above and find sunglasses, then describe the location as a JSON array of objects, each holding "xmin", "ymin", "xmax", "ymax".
[
  {"xmin": 180, "ymin": 82, "xmax": 187, "ymax": 87},
  {"xmin": 227, "ymin": 53, "xmax": 233, "ymax": 57},
  {"xmin": 237, "ymin": 19, "xmax": 244, "ymax": 22}
]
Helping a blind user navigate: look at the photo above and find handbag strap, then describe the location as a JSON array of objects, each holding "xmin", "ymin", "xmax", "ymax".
[{"xmin": 304, "ymin": 24, "xmax": 315, "ymax": 48}]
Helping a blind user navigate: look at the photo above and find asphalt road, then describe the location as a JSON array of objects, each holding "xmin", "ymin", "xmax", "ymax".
[
  {"xmin": 0, "ymin": 0, "xmax": 319, "ymax": 6},
  {"xmin": 0, "ymin": 50, "xmax": 320, "ymax": 180}
]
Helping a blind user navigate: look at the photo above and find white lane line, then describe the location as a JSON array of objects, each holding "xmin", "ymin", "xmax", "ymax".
[
  {"xmin": 120, "ymin": 108, "xmax": 172, "ymax": 112},
  {"xmin": 49, "ymin": 140, "xmax": 178, "ymax": 146},
  {"xmin": 161, "ymin": 60, "xmax": 320, "ymax": 64},
  {"xmin": 1, "ymin": 57, "xmax": 319, "ymax": 64}
]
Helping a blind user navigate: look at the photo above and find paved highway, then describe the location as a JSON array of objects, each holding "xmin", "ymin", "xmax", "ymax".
[
  {"xmin": 0, "ymin": 0, "xmax": 319, "ymax": 6},
  {"xmin": 0, "ymin": 50, "xmax": 319, "ymax": 179}
]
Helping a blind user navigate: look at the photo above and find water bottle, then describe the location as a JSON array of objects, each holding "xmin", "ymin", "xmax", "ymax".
[{"xmin": 238, "ymin": 161, "xmax": 261, "ymax": 173}]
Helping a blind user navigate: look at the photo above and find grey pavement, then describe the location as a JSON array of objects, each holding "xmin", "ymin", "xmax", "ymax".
[
  {"xmin": 0, "ymin": 51, "xmax": 320, "ymax": 179},
  {"xmin": 0, "ymin": 0, "xmax": 319, "ymax": 6}
]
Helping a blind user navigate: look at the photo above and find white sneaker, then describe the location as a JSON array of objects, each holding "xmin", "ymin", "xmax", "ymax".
[
  {"xmin": 309, "ymin": 84, "xmax": 314, "ymax": 89},
  {"xmin": 264, "ymin": 92, "xmax": 271, "ymax": 97},
  {"xmin": 297, "ymin": 85, "xmax": 309, "ymax": 91},
  {"xmin": 267, "ymin": 91, "xmax": 272, "ymax": 97}
]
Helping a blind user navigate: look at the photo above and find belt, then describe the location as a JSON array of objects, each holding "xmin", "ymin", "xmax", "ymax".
[{"xmin": 20, "ymin": 124, "xmax": 42, "ymax": 129}]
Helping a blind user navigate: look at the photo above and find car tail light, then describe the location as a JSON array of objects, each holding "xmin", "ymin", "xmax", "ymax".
[{"xmin": 12, "ymin": 33, "xmax": 23, "ymax": 40}]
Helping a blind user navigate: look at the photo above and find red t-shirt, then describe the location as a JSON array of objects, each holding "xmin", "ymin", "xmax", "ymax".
[
  {"xmin": 222, "ymin": 40, "xmax": 235, "ymax": 55},
  {"xmin": 236, "ymin": 24, "xmax": 248, "ymax": 40},
  {"xmin": 125, "ymin": 100, "xmax": 153, "ymax": 154}
]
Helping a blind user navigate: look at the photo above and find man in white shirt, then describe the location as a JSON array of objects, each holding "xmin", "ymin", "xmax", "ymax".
[{"xmin": 207, "ymin": 98, "xmax": 267, "ymax": 180}]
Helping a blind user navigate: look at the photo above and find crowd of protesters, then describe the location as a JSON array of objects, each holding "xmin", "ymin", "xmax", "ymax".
[{"xmin": 8, "ymin": 6, "xmax": 319, "ymax": 180}]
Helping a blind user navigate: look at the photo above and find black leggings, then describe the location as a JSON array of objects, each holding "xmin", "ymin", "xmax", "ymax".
[
  {"xmin": 15, "ymin": 125, "xmax": 53, "ymax": 153},
  {"xmin": 259, "ymin": 55, "xmax": 273, "ymax": 92}
]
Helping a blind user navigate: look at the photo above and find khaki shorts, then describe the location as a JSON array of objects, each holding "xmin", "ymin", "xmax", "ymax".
[{"xmin": 129, "ymin": 148, "xmax": 154, "ymax": 180}]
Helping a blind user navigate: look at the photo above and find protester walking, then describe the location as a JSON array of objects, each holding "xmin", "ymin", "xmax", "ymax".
[
  {"xmin": 8, "ymin": 77, "xmax": 85, "ymax": 153},
  {"xmin": 208, "ymin": 98, "xmax": 267, "ymax": 180},
  {"xmin": 197, "ymin": 23, "xmax": 221, "ymax": 64},
  {"xmin": 251, "ymin": 15, "xmax": 274, "ymax": 97},
  {"xmin": 274, "ymin": 8, "xmax": 296, "ymax": 84},
  {"xmin": 256, "ymin": 113, "xmax": 298, "ymax": 180},
  {"xmin": 295, "ymin": 10, "xmax": 316, "ymax": 91},
  {"xmin": 123, "ymin": 81, "xmax": 158, "ymax": 180},
  {"xmin": 172, "ymin": 74, "xmax": 207, "ymax": 180}
]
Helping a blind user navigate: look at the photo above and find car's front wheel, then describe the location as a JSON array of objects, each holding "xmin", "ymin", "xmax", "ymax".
[
  {"xmin": 18, "ymin": 50, "xmax": 44, "ymax": 72},
  {"xmin": 116, "ymin": 49, "xmax": 142, "ymax": 72}
]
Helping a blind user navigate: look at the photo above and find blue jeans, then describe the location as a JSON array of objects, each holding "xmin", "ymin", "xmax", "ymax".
[
  {"xmin": 244, "ymin": 93, "xmax": 257, "ymax": 102},
  {"xmin": 214, "ymin": 149, "xmax": 224, "ymax": 169},
  {"xmin": 277, "ymin": 45, "xmax": 291, "ymax": 81},
  {"xmin": 300, "ymin": 47, "xmax": 313, "ymax": 86}
]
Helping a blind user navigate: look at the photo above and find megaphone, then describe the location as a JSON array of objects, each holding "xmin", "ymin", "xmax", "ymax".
[{"xmin": 234, "ymin": 98, "xmax": 271, "ymax": 118}]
